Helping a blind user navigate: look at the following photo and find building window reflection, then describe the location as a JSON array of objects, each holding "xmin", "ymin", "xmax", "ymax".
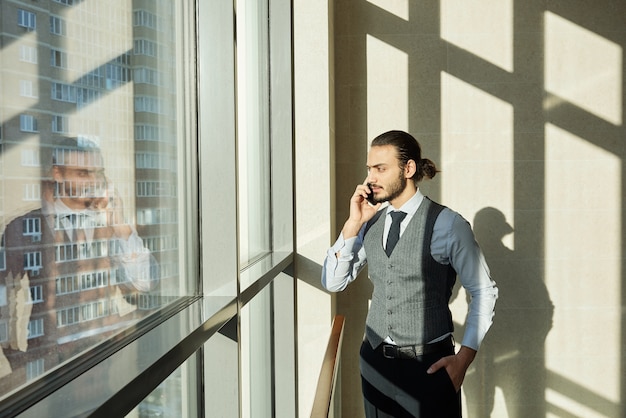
[
  {"xmin": 0, "ymin": 0, "xmax": 186, "ymax": 402},
  {"xmin": 19, "ymin": 114, "xmax": 38, "ymax": 132},
  {"xmin": 19, "ymin": 45, "xmax": 38, "ymax": 63},
  {"xmin": 26, "ymin": 359, "xmax": 44, "ymax": 380},
  {"xmin": 29, "ymin": 285, "xmax": 43, "ymax": 304},
  {"xmin": 49, "ymin": 16, "xmax": 66, "ymax": 36},
  {"xmin": 27, "ymin": 319, "xmax": 44, "ymax": 339},
  {"xmin": 17, "ymin": 9, "xmax": 36, "ymax": 31}
]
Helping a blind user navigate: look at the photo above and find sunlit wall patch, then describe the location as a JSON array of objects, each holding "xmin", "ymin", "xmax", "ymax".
[{"xmin": 544, "ymin": 11, "xmax": 622, "ymax": 126}]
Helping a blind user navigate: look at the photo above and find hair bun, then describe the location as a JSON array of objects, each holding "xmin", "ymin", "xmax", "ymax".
[{"xmin": 420, "ymin": 158, "xmax": 439, "ymax": 179}]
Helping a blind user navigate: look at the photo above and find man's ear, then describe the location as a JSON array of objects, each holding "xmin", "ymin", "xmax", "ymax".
[
  {"xmin": 404, "ymin": 159, "xmax": 417, "ymax": 179},
  {"xmin": 52, "ymin": 165, "xmax": 63, "ymax": 183}
]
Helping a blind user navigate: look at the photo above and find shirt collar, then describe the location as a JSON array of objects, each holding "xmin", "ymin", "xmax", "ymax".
[
  {"xmin": 385, "ymin": 188, "xmax": 424, "ymax": 217},
  {"xmin": 54, "ymin": 199, "xmax": 75, "ymax": 217}
]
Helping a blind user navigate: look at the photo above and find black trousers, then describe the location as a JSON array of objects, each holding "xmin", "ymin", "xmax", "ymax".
[{"xmin": 360, "ymin": 339, "xmax": 461, "ymax": 418}]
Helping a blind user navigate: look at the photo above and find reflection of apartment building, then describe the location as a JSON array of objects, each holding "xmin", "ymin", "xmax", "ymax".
[
  {"xmin": 0, "ymin": 0, "xmax": 178, "ymax": 396},
  {"xmin": 0, "ymin": 211, "xmax": 155, "ymax": 395}
]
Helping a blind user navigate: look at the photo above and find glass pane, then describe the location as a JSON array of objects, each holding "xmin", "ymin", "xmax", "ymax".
[
  {"xmin": 0, "ymin": 0, "xmax": 194, "ymax": 399},
  {"xmin": 197, "ymin": 0, "xmax": 238, "ymax": 300},
  {"xmin": 236, "ymin": 0, "xmax": 271, "ymax": 267},
  {"xmin": 126, "ymin": 357, "xmax": 197, "ymax": 418},
  {"xmin": 15, "ymin": 297, "xmax": 204, "ymax": 417},
  {"xmin": 203, "ymin": 326, "xmax": 239, "ymax": 418},
  {"xmin": 273, "ymin": 273, "xmax": 296, "ymax": 417},
  {"xmin": 240, "ymin": 284, "xmax": 272, "ymax": 418}
]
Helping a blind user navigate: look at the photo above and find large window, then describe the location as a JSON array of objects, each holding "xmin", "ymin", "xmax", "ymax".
[
  {"xmin": 0, "ymin": 0, "xmax": 196, "ymax": 412},
  {"xmin": 0, "ymin": 0, "xmax": 295, "ymax": 416}
]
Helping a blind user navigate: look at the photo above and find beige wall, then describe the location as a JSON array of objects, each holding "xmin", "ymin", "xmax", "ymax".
[
  {"xmin": 296, "ymin": 0, "xmax": 625, "ymax": 417},
  {"xmin": 294, "ymin": 0, "xmax": 336, "ymax": 416}
]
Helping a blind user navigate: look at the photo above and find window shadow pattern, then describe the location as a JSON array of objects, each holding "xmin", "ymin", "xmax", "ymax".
[{"xmin": 334, "ymin": 0, "xmax": 625, "ymax": 417}]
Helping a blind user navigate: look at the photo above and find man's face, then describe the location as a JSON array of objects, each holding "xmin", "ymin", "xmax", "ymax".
[
  {"xmin": 366, "ymin": 145, "xmax": 407, "ymax": 204},
  {"xmin": 53, "ymin": 150, "xmax": 106, "ymax": 209}
]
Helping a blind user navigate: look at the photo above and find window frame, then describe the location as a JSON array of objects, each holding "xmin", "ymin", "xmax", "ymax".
[
  {"xmin": 0, "ymin": 0, "xmax": 295, "ymax": 416},
  {"xmin": 19, "ymin": 45, "xmax": 38, "ymax": 63},
  {"xmin": 29, "ymin": 285, "xmax": 44, "ymax": 304},
  {"xmin": 19, "ymin": 80, "xmax": 37, "ymax": 98},
  {"xmin": 18, "ymin": 9, "xmax": 36, "ymax": 31},
  {"xmin": 51, "ymin": 114, "xmax": 69, "ymax": 133},
  {"xmin": 19, "ymin": 114, "xmax": 38, "ymax": 132},
  {"xmin": 49, "ymin": 15, "xmax": 66, "ymax": 36},
  {"xmin": 27, "ymin": 318, "xmax": 44, "ymax": 339}
]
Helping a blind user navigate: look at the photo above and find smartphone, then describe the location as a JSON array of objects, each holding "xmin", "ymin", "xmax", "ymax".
[{"xmin": 366, "ymin": 183, "xmax": 376, "ymax": 205}]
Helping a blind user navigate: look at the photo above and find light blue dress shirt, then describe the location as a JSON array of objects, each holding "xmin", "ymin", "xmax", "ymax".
[{"xmin": 322, "ymin": 190, "xmax": 498, "ymax": 350}]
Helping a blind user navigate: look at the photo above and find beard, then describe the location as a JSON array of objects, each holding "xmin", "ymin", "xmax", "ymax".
[
  {"xmin": 372, "ymin": 171, "xmax": 406, "ymax": 204},
  {"xmin": 56, "ymin": 180, "xmax": 106, "ymax": 208}
]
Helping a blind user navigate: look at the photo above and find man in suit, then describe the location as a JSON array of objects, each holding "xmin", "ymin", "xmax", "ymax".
[{"xmin": 322, "ymin": 130, "xmax": 498, "ymax": 417}]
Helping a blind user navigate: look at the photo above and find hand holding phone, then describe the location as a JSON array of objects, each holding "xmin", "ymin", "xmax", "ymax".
[{"xmin": 366, "ymin": 183, "xmax": 376, "ymax": 205}]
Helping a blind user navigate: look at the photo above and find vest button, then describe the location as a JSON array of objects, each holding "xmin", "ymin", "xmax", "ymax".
[
  {"xmin": 387, "ymin": 310, "xmax": 392, "ymax": 315},
  {"xmin": 386, "ymin": 295, "xmax": 391, "ymax": 300},
  {"xmin": 387, "ymin": 325, "xmax": 392, "ymax": 330}
]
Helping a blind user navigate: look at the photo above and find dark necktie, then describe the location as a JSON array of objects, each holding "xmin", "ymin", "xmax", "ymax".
[
  {"xmin": 385, "ymin": 211, "xmax": 407, "ymax": 256},
  {"xmin": 64, "ymin": 213, "xmax": 78, "ymax": 241},
  {"xmin": 64, "ymin": 213, "xmax": 87, "ymax": 242}
]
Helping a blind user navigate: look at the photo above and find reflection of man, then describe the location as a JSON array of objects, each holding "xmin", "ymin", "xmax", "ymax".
[
  {"xmin": 0, "ymin": 137, "xmax": 158, "ymax": 393},
  {"xmin": 322, "ymin": 131, "xmax": 498, "ymax": 417},
  {"xmin": 48, "ymin": 137, "xmax": 155, "ymax": 292}
]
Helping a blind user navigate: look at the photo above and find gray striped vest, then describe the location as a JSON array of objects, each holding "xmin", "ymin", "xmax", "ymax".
[{"xmin": 363, "ymin": 198, "xmax": 457, "ymax": 348}]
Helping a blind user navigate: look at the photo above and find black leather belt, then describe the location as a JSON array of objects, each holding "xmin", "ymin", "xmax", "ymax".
[{"xmin": 381, "ymin": 336, "xmax": 453, "ymax": 359}]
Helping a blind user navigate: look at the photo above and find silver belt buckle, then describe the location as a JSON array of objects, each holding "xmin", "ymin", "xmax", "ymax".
[
  {"xmin": 413, "ymin": 344, "xmax": 425, "ymax": 356},
  {"xmin": 382, "ymin": 345, "xmax": 396, "ymax": 359}
]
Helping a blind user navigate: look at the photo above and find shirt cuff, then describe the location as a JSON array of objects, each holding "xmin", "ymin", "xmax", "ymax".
[{"xmin": 330, "ymin": 233, "xmax": 357, "ymax": 260}]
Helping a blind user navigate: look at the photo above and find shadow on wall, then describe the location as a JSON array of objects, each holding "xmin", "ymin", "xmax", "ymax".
[
  {"xmin": 454, "ymin": 207, "xmax": 554, "ymax": 417},
  {"xmin": 330, "ymin": 1, "xmax": 626, "ymax": 416}
]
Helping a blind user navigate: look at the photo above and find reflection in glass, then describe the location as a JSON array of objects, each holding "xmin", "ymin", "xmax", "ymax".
[
  {"xmin": 0, "ymin": 0, "xmax": 187, "ymax": 400},
  {"xmin": 126, "ymin": 367, "xmax": 189, "ymax": 418},
  {"xmin": 241, "ymin": 283, "xmax": 272, "ymax": 418},
  {"xmin": 236, "ymin": 0, "xmax": 271, "ymax": 267}
]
